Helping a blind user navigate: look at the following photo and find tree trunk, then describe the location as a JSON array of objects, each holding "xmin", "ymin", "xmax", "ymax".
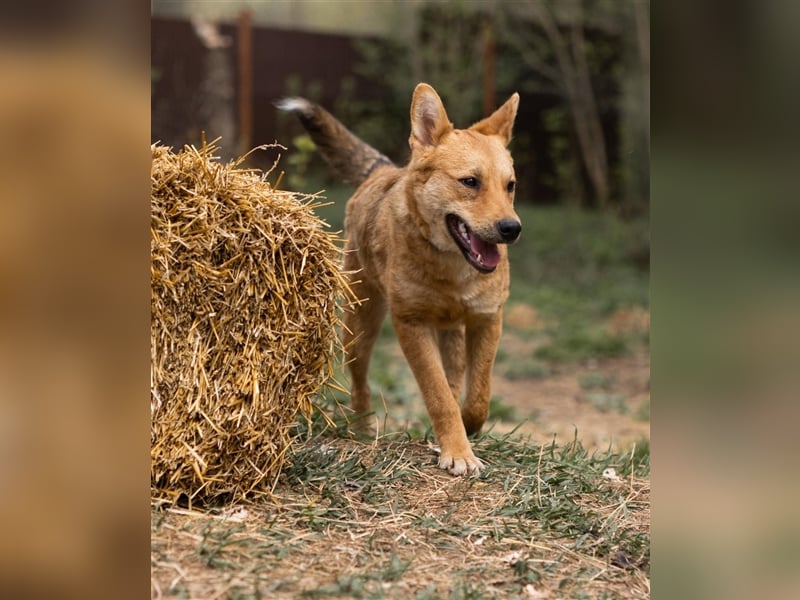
[
  {"xmin": 531, "ymin": 0, "xmax": 610, "ymax": 208},
  {"xmin": 191, "ymin": 17, "xmax": 236, "ymax": 160},
  {"xmin": 634, "ymin": 0, "xmax": 650, "ymax": 148},
  {"xmin": 482, "ymin": 15, "xmax": 496, "ymax": 116},
  {"xmin": 569, "ymin": 3, "xmax": 609, "ymax": 208}
]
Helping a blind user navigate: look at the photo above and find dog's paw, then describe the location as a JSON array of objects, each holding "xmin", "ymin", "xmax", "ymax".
[{"xmin": 438, "ymin": 451, "xmax": 483, "ymax": 477}]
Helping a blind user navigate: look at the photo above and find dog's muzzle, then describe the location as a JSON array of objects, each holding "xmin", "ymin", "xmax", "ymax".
[{"xmin": 446, "ymin": 214, "xmax": 522, "ymax": 273}]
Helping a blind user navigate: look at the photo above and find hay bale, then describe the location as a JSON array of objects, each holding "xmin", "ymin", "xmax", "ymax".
[{"xmin": 151, "ymin": 141, "xmax": 349, "ymax": 505}]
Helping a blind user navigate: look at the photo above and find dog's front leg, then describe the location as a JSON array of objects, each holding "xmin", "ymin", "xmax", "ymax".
[
  {"xmin": 392, "ymin": 317, "xmax": 482, "ymax": 476},
  {"xmin": 438, "ymin": 327, "xmax": 466, "ymax": 402},
  {"xmin": 462, "ymin": 312, "xmax": 503, "ymax": 436}
]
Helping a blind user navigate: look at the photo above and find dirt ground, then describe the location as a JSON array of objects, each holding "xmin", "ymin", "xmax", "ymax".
[
  {"xmin": 490, "ymin": 350, "xmax": 650, "ymax": 451},
  {"xmin": 485, "ymin": 302, "xmax": 650, "ymax": 452},
  {"xmin": 372, "ymin": 303, "xmax": 650, "ymax": 455}
]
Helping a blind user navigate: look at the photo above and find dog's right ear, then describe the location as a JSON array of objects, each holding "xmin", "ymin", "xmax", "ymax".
[{"xmin": 409, "ymin": 83, "xmax": 453, "ymax": 151}]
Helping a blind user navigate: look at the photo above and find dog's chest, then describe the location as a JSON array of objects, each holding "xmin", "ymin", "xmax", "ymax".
[
  {"xmin": 460, "ymin": 278, "xmax": 505, "ymax": 315},
  {"xmin": 431, "ymin": 272, "xmax": 507, "ymax": 320},
  {"xmin": 391, "ymin": 272, "xmax": 504, "ymax": 325}
]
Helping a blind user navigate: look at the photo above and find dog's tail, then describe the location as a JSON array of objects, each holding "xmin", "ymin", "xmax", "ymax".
[{"xmin": 275, "ymin": 97, "xmax": 394, "ymax": 187}]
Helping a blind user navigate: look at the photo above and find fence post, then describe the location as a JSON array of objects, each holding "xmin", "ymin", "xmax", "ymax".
[
  {"xmin": 482, "ymin": 14, "xmax": 496, "ymax": 116},
  {"xmin": 237, "ymin": 9, "xmax": 253, "ymax": 155}
]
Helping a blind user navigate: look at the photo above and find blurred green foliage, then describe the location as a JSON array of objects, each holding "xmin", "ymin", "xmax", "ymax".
[
  {"xmin": 317, "ymin": 0, "xmax": 650, "ymax": 214},
  {"xmin": 508, "ymin": 203, "xmax": 649, "ymax": 362},
  {"xmin": 284, "ymin": 133, "xmax": 317, "ymax": 191}
]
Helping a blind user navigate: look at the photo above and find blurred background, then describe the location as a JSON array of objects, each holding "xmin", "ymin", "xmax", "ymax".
[{"xmin": 151, "ymin": 0, "xmax": 649, "ymax": 216}]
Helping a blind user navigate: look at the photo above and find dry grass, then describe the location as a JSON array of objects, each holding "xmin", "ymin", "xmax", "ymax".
[
  {"xmin": 152, "ymin": 423, "xmax": 650, "ymax": 599},
  {"xmin": 150, "ymin": 140, "xmax": 351, "ymax": 506}
]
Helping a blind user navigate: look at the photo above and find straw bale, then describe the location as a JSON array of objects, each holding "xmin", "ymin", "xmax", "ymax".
[{"xmin": 151, "ymin": 141, "xmax": 349, "ymax": 505}]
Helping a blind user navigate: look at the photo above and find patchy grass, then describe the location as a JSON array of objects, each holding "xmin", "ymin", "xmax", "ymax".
[
  {"xmin": 152, "ymin": 418, "xmax": 650, "ymax": 599},
  {"xmin": 635, "ymin": 398, "xmax": 650, "ymax": 423},
  {"xmin": 579, "ymin": 372, "xmax": 617, "ymax": 391},
  {"xmin": 534, "ymin": 327, "xmax": 629, "ymax": 362},
  {"xmin": 583, "ymin": 392, "xmax": 629, "ymax": 415},
  {"xmin": 499, "ymin": 354, "xmax": 552, "ymax": 381},
  {"xmin": 488, "ymin": 396, "xmax": 517, "ymax": 422}
]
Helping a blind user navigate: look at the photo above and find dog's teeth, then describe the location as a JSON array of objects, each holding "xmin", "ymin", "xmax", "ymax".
[{"xmin": 476, "ymin": 253, "xmax": 482, "ymax": 263}]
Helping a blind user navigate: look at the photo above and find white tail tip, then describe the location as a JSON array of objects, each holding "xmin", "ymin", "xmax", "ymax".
[{"xmin": 274, "ymin": 97, "xmax": 313, "ymax": 115}]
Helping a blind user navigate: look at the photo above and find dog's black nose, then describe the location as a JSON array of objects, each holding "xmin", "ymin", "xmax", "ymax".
[{"xmin": 497, "ymin": 219, "xmax": 522, "ymax": 243}]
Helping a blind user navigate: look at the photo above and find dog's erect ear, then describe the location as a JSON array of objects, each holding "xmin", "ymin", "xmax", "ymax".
[
  {"xmin": 469, "ymin": 92, "xmax": 520, "ymax": 146},
  {"xmin": 409, "ymin": 83, "xmax": 453, "ymax": 151}
]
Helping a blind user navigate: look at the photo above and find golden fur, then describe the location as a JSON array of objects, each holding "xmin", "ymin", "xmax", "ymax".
[{"xmin": 282, "ymin": 84, "xmax": 521, "ymax": 475}]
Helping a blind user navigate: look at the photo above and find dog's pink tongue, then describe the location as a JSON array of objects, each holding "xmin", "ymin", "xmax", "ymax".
[{"xmin": 470, "ymin": 236, "xmax": 500, "ymax": 268}]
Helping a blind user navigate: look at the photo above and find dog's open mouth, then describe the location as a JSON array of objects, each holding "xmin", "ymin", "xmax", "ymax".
[{"xmin": 446, "ymin": 214, "xmax": 501, "ymax": 273}]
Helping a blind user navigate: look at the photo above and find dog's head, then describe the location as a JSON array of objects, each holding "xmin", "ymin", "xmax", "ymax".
[{"xmin": 407, "ymin": 83, "xmax": 521, "ymax": 274}]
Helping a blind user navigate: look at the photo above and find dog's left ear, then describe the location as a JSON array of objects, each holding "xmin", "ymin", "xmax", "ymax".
[{"xmin": 469, "ymin": 93, "xmax": 520, "ymax": 146}]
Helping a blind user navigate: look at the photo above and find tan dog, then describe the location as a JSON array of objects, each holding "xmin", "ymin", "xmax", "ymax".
[{"xmin": 278, "ymin": 84, "xmax": 521, "ymax": 475}]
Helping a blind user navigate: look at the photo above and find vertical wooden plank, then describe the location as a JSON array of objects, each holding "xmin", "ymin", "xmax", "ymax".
[{"xmin": 237, "ymin": 9, "xmax": 253, "ymax": 155}]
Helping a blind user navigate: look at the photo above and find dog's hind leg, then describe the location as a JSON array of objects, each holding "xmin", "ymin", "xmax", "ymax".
[
  {"xmin": 462, "ymin": 313, "xmax": 503, "ymax": 436},
  {"xmin": 343, "ymin": 278, "xmax": 387, "ymax": 418}
]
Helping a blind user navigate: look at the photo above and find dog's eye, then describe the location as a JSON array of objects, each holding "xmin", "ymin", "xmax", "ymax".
[
  {"xmin": 507, "ymin": 181, "xmax": 515, "ymax": 193},
  {"xmin": 459, "ymin": 177, "xmax": 479, "ymax": 189}
]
